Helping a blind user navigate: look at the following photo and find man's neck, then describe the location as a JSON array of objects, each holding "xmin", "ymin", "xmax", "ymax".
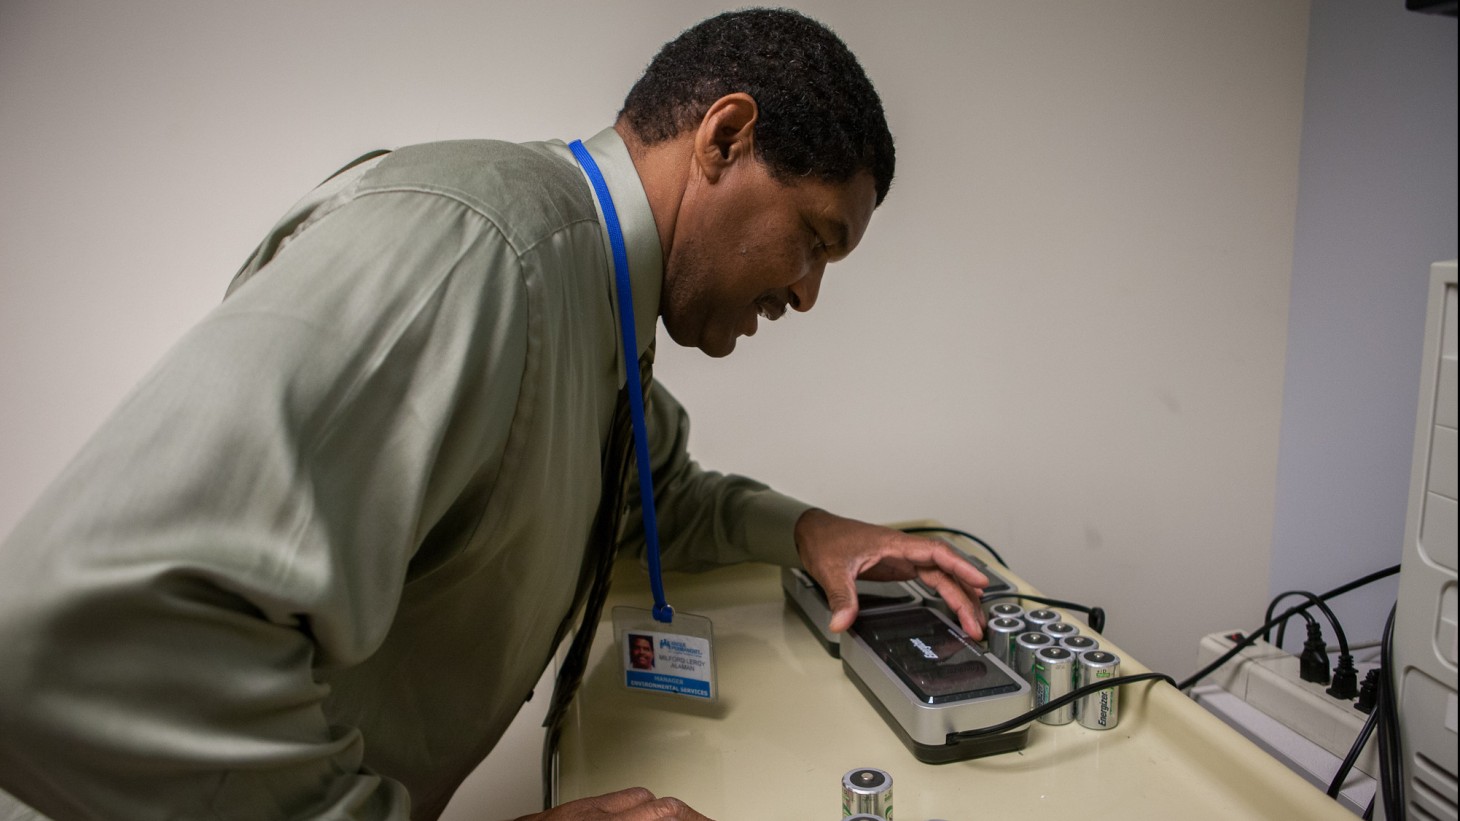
[{"xmin": 613, "ymin": 121, "xmax": 690, "ymax": 265}]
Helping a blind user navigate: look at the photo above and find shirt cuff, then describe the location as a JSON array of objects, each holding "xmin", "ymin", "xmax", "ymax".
[{"xmin": 739, "ymin": 490, "xmax": 814, "ymax": 568}]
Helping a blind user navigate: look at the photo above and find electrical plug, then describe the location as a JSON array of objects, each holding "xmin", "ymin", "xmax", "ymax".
[
  {"xmin": 1326, "ymin": 653, "xmax": 1359, "ymax": 700},
  {"xmin": 1355, "ymin": 668, "xmax": 1380, "ymax": 714},
  {"xmin": 1299, "ymin": 622, "xmax": 1331, "ymax": 685}
]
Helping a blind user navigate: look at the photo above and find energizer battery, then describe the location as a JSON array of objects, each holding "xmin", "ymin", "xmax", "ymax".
[
  {"xmin": 842, "ymin": 767, "xmax": 893, "ymax": 819},
  {"xmin": 1033, "ymin": 645, "xmax": 1076, "ymax": 725},
  {"xmin": 1077, "ymin": 650, "xmax": 1121, "ymax": 730},
  {"xmin": 985, "ymin": 616, "xmax": 1025, "ymax": 666}
]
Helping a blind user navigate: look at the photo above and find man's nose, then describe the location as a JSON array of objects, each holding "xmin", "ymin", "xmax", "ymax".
[{"xmin": 788, "ymin": 264, "xmax": 825, "ymax": 312}]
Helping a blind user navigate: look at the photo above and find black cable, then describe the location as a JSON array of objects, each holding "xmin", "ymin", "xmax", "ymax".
[
  {"xmin": 1376, "ymin": 608, "xmax": 1396, "ymax": 818},
  {"xmin": 900, "ymin": 526, "xmax": 1008, "ymax": 568},
  {"xmin": 1316, "ymin": 565, "xmax": 1402, "ymax": 607},
  {"xmin": 1375, "ymin": 604, "xmax": 1405, "ymax": 821},
  {"xmin": 1268, "ymin": 594, "xmax": 1316, "ymax": 648},
  {"xmin": 983, "ymin": 592, "xmax": 1093, "ymax": 612},
  {"xmin": 1177, "ymin": 612, "xmax": 1315, "ymax": 693},
  {"xmin": 1267, "ymin": 590, "xmax": 1350, "ymax": 657},
  {"xmin": 946, "ymin": 671, "xmax": 1176, "ymax": 741},
  {"xmin": 900, "ymin": 528, "xmax": 1105, "ymax": 631},
  {"xmin": 1272, "ymin": 606, "xmax": 1318, "ymax": 649},
  {"xmin": 1327, "ymin": 702, "xmax": 1378, "ymax": 798},
  {"xmin": 1176, "ymin": 564, "xmax": 1399, "ymax": 692}
]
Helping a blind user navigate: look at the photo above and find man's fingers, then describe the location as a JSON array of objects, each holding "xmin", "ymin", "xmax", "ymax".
[
  {"xmin": 583, "ymin": 787, "xmax": 660, "ymax": 813},
  {"xmin": 795, "ymin": 519, "xmax": 993, "ymax": 637},
  {"xmin": 903, "ymin": 539, "xmax": 990, "ymax": 590},
  {"xmin": 917, "ymin": 566, "xmax": 986, "ymax": 639},
  {"xmin": 532, "ymin": 788, "xmax": 715, "ymax": 820},
  {"xmin": 624, "ymin": 796, "xmax": 712, "ymax": 820},
  {"xmin": 864, "ymin": 537, "xmax": 989, "ymax": 590}
]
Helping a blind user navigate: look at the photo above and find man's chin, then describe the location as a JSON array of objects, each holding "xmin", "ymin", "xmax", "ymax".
[
  {"xmin": 662, "ymin": 316, "xmax": 737, "ymax": 357},
  {"xmin": 699, "ymin": 336, "xmax": 736, "ymax": 358}
]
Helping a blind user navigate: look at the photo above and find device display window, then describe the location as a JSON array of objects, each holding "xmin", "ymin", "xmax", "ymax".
[{"xmin": 855, "ymin": 608, "xmax": 1022, "ymax": 704}]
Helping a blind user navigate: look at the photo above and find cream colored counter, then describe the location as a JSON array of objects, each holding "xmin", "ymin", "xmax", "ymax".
[{"xmin": 555, "ymin": 531, "xmax": 1351, "ymax": 820}]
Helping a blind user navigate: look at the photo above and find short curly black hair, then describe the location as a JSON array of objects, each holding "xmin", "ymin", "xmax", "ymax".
[{"xmin": 619, "ymin": 8, "xmax": 895, "ymax": 205}]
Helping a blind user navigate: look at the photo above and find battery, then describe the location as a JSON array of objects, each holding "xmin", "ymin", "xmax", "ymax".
[
  {"xmin": 987, "ymin": 602, "xmax": 1024, "ymax": 620},
  {"xmin": 1059, "ymin": 635, "xmax": 1099, "ymax": 654},
  {"xmin": 1077, "ymin": 650, "xmax": 1121, "ymax": 730},
  {"xmin": 842, "ymin": 768, "xmax": 893, "ymax": 819},
  {"xmin": 1041, "ymin": 621, "xmax": 1079, "ymax": 641},
  {"xmin": 985, "ymin": 616, "xmax": 1025, "ymax": 666},
  {"xmin": 986, "ymin": 616, "xmax": 1025, "ymax": 661},
  {"xmin": 1023, "ymin": 609, "xmax": 1061, "ymax": 630},
  {"xmin": 1033, "ymin": 646, "xmax": 1076, "ymax": 725},
  {"xmin": 1013, "ymin": 631, "xmax": 1053, "ymax": 683}
]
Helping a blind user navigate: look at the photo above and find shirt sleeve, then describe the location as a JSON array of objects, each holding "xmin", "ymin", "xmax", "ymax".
[
  {"xmin": 0, "ymin": 191, "xmax": 528, "ymax": 819},
  {"xmin": 616, "ymin": 381, "xmax": 812, "ymax": 573}
]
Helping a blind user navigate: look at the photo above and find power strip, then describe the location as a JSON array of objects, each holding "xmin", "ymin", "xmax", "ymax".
[{"xmin": 1191, "ymin": 633, "xmax": 1382, "ymax": 815}]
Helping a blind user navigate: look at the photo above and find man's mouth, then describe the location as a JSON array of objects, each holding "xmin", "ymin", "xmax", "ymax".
[{"xmin": 756, "ymin": 297, "xmax": 787, "ymax": 322}]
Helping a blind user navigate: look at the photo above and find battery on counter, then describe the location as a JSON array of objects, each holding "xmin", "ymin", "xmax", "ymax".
[
  {"xmin": 987, "ymin": 602, "xmax": 1024, "ymax": 620},
  {"xmin": 1041, "ymin": 621, "xmax": 1079, "ymax": 642},
  {"xmin": 841, "ymin": 767, "xmax": 893, "ymax": 819},
  {"xmin": 1060, "ymin": 634, "xmax": 1099, "ymax": 654},
  {"xmin": 1033, "ymin": 646, "xmax": 1076, "ymax": 725},
  {"xmin": 985, "ymin": 616, "xmax": 1024, "ymax": 666},
  {"xmin": 1014, "ymin": 631, "xmax": 1053, "ymax": 683},
  {"xmin": 1023, "ymin": 609, "xmax": 1061, "ymax": 630},
  {"xmin": 1077, "ymin": 650, "xmax": 1121, "ymax": 730}
]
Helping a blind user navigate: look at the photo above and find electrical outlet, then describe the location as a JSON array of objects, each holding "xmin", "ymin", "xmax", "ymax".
[{"xmin": 1191, "ymin": 633, "xmax": 1382, "ymax": 815}]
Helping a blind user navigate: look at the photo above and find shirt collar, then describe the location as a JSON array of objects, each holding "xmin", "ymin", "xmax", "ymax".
[{"xmin": 570, "ymin": 127, "xmax": 663, "ymax": 381}]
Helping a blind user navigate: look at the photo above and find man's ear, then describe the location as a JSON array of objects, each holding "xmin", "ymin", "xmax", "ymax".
[{"xmin": 693, "ymin": 93, "xmax": 758, "ymax": 183}]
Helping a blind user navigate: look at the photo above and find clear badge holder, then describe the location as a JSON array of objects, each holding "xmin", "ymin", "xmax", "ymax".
[{"xmin": 612, "ymin": 606, "xmax": 717, "ymax": 702}]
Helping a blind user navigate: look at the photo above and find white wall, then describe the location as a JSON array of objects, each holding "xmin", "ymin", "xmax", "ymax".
[
  {"xmin": 1271, "ymin": 1, "xmax": 1458, "ymax": 652},
  {"xmin": 2, "ymin": 1, "xmax": 1317, "ymax": 816},
  {"xmin": 654, "ymin": 0, "xmax": 1310, "ymax": 679}
]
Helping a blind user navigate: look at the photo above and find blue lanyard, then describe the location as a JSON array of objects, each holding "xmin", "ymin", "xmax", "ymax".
[{"xmin": 569, "ymin": 139, "xmax": 673, "ymax": 624}]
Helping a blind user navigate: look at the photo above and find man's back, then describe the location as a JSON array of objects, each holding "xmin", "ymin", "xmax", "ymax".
[{"xmin": 0, "ymin": 134, "xmax": 633, "ymax": 820}]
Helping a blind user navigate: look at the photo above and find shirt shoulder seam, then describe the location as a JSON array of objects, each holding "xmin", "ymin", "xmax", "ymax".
[{"xmin": 350, "ymin": 185, "xmax": 601, "ymax": 260}]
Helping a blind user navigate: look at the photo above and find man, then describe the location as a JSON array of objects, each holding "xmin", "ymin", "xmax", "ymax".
[
  {"xmin": 628, "ymin": 635, "xmax": 655, "ymax": 672},
  {"xmin": 0, "ymin": 9, "xmax": 987, "ymax": 820}
]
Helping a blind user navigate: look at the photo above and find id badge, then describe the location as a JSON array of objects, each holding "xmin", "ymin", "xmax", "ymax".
[{"xmin": 612, "ymin": 606, "xmax": 717, "ymax": 701}]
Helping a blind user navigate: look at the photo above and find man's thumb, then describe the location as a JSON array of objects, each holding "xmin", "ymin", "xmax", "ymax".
[{"xmin": 824, "ymin": 583, "xmax": 859, "ymax": 633}]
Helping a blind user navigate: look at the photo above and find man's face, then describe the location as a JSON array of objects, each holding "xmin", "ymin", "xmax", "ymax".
[
  {"xmin": 660, "ymin": 160, "xmax": 878, "ymax": 357},
  {"xmin": 630, "ymin": 637, "xmax": 654, "ymax": 669}
]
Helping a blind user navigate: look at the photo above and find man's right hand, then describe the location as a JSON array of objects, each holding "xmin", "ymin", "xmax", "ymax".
[{"xmin": 511, "ymin": 787, "xmax": 713, "ymax": 821}]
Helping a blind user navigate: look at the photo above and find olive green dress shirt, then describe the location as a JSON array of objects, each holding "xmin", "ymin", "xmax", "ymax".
[{"xmin": 0, "ymin": 128, "xmax": 809, "ymax": 820}]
